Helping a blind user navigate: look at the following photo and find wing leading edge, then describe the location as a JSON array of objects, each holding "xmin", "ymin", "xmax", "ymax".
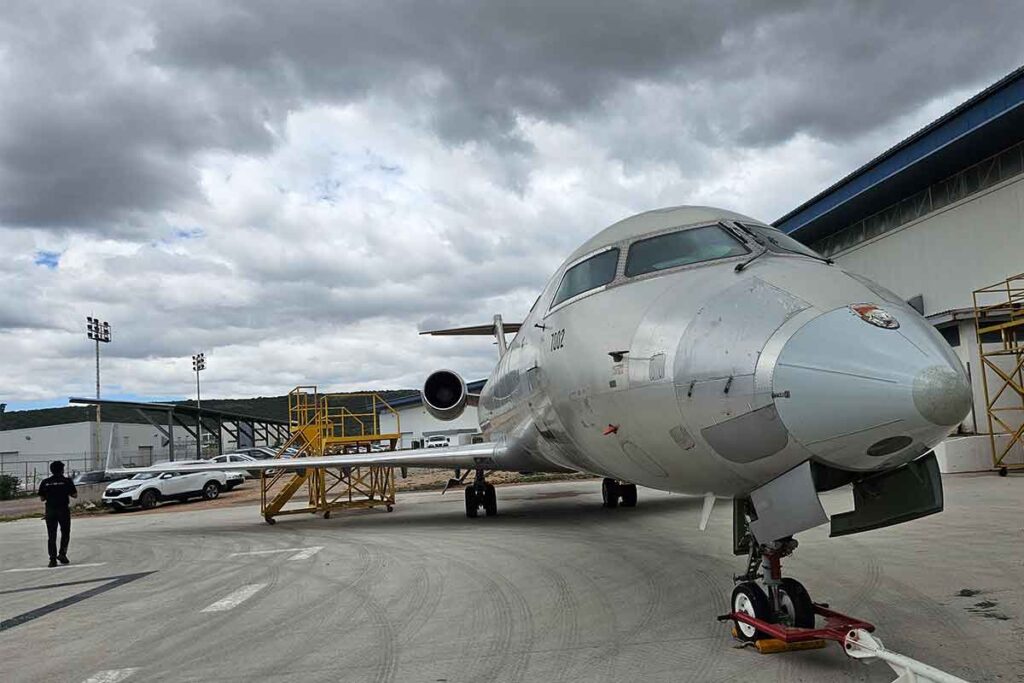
[{"xmin": 107, "ymin": 442, "xmax": 503, "ymax": 477}]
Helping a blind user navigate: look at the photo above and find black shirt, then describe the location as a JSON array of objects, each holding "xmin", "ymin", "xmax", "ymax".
[{"xmin": 39, "ymin": 475, "xmax": 77, "ymax": 516}]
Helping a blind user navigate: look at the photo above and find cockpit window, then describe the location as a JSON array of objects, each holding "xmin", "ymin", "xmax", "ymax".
[
  {"xmin": 551, "ymin": 248, "xmax": 620, "ymax": 307},
  {"xmin": 742, "ymin": 224, "xmax": 823, "ymax": 258},
  {"xmin": 625, "ymin": 225, "xmax": 748, "ymax": 277}
]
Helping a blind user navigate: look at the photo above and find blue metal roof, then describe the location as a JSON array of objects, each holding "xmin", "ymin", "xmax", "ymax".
[
  {"xmin": 775, "ymin": 65, "xmax": 1024, "ymax": 243},
  {"xmin": 382, "ymin": 379, "xmax": 488, "ymax": 411}
]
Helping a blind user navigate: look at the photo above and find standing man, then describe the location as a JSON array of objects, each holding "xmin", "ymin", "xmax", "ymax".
[{"xmin": 38, "ymin": 461, "xmax": 77, "ymax": 567}]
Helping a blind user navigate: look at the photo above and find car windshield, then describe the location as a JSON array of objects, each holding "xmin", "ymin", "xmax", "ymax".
[
  {"xmin": 130, "ymin": 473, "xmax": 158, "ymax": 480},
  {"xmin": 742, "ymin": 224, "xmax": 823, "ymax": 259},
  {"xmin": 625, "ymin": 226, "xmax": 748, "ymax": 277},
  {"xmin": 552, "ymin": 248, "xmax": 620, "ymax": 307}
]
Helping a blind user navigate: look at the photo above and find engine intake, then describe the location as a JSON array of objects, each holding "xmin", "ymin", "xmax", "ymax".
[{"xmin": 423, "ymin": 369, "xmax": 467, "ymax": 421}]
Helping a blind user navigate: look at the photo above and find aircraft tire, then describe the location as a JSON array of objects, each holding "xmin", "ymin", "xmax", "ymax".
[
  {"xmin": 620, "ymin": 484, "xmax": 638, "ymax": 507},
  {"xmin": 483, "ymin": 484, "xmax": 497, "ymax": 517},
  {"xmin": 601, "ymin": 478, "xmax": 620, "ymax": 508},
  {"xmin": 731, "ymin": 582, "xmax": 770, "ymax": 642},
  {"xmin": 464, "ymin": 485, "xmax": 479, "ymax": 518},
  {"xmin": 778, "ymin": 578, "xmax": 815, "ymax": 628}
]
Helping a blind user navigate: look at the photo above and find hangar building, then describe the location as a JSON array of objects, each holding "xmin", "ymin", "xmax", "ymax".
[{"xmin": 777, "ymin": 65, "xmax": 1024, "ymax": 471}]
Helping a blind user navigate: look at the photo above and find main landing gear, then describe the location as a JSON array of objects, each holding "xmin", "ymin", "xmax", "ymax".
[
  {"xmin": 465, "ymin": 469, "xmax": 497, "ymax": 518},
  {"xmin": 601, "ymin": 478, "xmax": 638, "ymax": 508},
  {"xmin": 729, "ymin": 537, "xmax": 815, "ymax": 642}
]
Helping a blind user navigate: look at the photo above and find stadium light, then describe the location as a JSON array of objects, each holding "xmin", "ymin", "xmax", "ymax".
[
  {"xmin": 86, "ymin": 317, "xmax": 112, "ymax": 469},
  {"xmin": 192, "ymin": 353, "xmax": 206, "ymax": 458}
]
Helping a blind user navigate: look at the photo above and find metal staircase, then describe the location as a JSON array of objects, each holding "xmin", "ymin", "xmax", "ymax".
[{"xmin": 259, "ymin": 386, "xmax": 402, "ymax": 523}]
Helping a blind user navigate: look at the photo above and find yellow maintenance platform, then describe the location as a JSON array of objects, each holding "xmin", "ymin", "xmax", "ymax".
[
  {"xmin": 973, "ymin": 274, "xmax": 1024, "ymax": 477},
  {"xmin": 260, "ymin": 386, "xmax": 402, "ymax": 523}
]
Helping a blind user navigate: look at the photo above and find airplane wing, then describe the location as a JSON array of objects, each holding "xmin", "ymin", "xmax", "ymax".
[{"xmin": 108, "ymin": 442, "xmax": 502, "ymax": 477}]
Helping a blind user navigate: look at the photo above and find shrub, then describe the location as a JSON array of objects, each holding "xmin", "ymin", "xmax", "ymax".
[{"xmin": 0, "ymin": 473, "xmax": 20, "ymax": 500}]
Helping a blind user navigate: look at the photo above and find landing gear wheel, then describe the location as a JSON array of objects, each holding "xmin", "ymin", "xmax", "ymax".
[
  {"xmin": 778, "ymin": 578, "xmax": 815, "ymax": 628},
  {"xmin": 731, "ymin": 582, "xmax": 771, "ymax": 642},
  {"xmin": 601, "ymin": 478, "xmax": 620, "ymax": 508},
  {"xmin": 483, "ymin": 484, "xmax": 497, "ymax": 517},
  {"xmin": 999, "ymin": 466, "xmax": 1008, "ymax": 477},
  {"xmin": 140, "ymin": 490, "xmax": 159, "ymax": 510},
  {"xmin": 323, "ymin": 510, "xmax": 331, "ymax": 519},
  {"xmin": 620, "ymin": 484, "xmax": 638, "ymax": 507},
  {"xmin": 264, "ymin": 516, "xmax": 276, "ymax": 525},
  {"xmin": 464, "ymin": 485, "xmax": 479, "ymax": 518},
  {"xmin": 386, "ymin": 504, "xmax": 394, "ymax": 512}
]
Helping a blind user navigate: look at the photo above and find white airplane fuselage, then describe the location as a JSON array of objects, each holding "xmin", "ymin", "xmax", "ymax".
[{"xmin": 471, "ymin": 206, "xmax": 971, "ymax": 498}]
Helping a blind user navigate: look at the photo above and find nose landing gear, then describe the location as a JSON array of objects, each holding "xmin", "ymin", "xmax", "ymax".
[
  {"xmin": 464, "ymin": 469, "xmax": 497, "ymax": 518},
  {"xmin": 730, "ymin": 537, "xmax": 815, "ymax": 642}
]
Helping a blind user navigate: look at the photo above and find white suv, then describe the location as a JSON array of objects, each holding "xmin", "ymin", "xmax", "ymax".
[
  {"xmin": 425, "ymin": 435, "xmax": 450, "ymax": 449},
  {"xmin": 102, "ymin": 468, "xmax": 229, "ymax": 511}
]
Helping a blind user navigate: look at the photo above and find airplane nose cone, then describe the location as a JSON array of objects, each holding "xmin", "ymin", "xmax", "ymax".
[
  {"xmin": 913, "ymin": 365, "xmax": 973, "ymax": 426},
  {"xmin": 772, "ymin": 305, "xmax": 971, "ymax": 470}
]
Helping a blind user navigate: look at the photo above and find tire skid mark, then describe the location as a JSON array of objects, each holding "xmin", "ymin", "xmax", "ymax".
[{"xmin": 465, "ymin": 533, "xmax": 584, "ymax": 682}]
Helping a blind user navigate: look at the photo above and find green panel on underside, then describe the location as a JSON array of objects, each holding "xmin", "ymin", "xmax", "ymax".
[{"xmin": 830, "ymin": 452, "xmax": 943, "ymax": 538}]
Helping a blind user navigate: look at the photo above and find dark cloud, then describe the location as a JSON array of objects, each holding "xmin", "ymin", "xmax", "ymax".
[
  {"xmin": 2, "ymin": 1, "xmax": 1022, "ymax": 230},
  {"xmin": 1, "ymin": 0, "xmax": 1023, "ymax": 404}
]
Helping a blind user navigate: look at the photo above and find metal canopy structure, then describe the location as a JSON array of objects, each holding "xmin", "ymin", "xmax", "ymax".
[{"xmin": 68, "ymin": 397, "xmax": 289, "ymax": 461}]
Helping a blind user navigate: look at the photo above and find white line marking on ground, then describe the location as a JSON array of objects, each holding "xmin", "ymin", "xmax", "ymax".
[
  {"xmin": 4, "ymin": 562, "xmax": 107, "ymax": 573},
  {"xmin": 288, "ymin": 546, "xmax": 324, "ymax": 561},
  {"xmin": 200, "ymin": 584, "xmax": 267, "ymax": 613},
  {"xmin": 81, "ymin": 668, "xmax": 139, "ymax": 683},
  {"xmin": 229, "ymin": 547, "xmax": 311, "ymax": 557}
]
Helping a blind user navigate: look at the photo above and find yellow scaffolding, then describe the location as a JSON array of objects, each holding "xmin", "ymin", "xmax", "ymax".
[
  {"xmin": 260, "ymin": 386, "xmax": 402, "ymax": 523},
  {"xmin": 972, "ymin": 274, "xmax": 1024, "ymax": 476}
]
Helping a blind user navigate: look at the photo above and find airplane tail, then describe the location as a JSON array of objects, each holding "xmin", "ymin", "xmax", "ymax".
[{"xmin": 420, "ymin": 315, "xmax": 522, "ymax": 357}]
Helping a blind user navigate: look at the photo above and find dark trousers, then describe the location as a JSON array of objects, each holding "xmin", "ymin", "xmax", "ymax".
[{"xmin": 45, "ymin": 510, "xmax": 71, "ymax": 560}]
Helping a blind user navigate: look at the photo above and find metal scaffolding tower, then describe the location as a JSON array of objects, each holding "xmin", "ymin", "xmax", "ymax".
[
  {"xmin": 973, "ymin": 274, "xmax": 1024, "ymax": 476},
  {"xmin": 261, "ymin": 386, "xmax": 402, "ymax": 523}
]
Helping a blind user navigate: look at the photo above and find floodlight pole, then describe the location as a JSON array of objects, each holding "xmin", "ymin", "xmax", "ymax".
[
  {"xmin": 95, "ymin": 336, "xmax": 101, "ymax": 467},
  {"xmin": 86, "ymin": 317, "xmax": 111, "ymax": 471},
  {"xmin": 196, "ymin": 368, "xmax": 202, "ymax": 458},
  {"xmin": 192, "ymin": 353, "xmax": 206, "ymax": 459}
]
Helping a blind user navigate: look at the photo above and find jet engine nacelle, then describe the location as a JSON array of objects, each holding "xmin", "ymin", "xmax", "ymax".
[{"xmin": 422, "ymin": 369, "xmax": 468, "ymax": 421}]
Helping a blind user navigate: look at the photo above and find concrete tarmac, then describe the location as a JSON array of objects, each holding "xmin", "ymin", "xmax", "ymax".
[{"xmin": 0, "ymin": 475, "xmax": 1020, "ymax": 682}]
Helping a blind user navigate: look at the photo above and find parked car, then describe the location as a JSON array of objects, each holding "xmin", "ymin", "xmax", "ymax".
[
  {"xmin": 210, "ymin": 452, "xmax": 266, "ymax": 478},
  {"xmin": 102, "ymin": 469, "xmax": 229, "ymax": 511},
  {"xmin": 425, "ymin": 435, "xmax": 450, "ymax": 449},
  {"xmin": 155, "ymin": 459, "xmax": 244, "ymax": 490},
  {"xmin": 73, "ymin": 470, "xmax": 118, "ymax": 485}
]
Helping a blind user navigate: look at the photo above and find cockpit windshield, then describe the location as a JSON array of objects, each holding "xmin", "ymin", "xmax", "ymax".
[
  {"xmin": 625, "ymin": 225, "xmax": 748, "ymax": 277},
  {"xmin": 551, "ymin": 248, "xmax": 620, "ymax": 307},
  {"xmin": 742, "ymin": 224, "xmax": 823, "ymax": 259}
]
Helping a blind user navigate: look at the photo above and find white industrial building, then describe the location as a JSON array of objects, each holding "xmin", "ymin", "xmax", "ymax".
[
  {"xmin": 0, "ymin": 400, "xmax": 287, "ymax": 488},
  {"xmin": 377, "ymin": 379, "xmax": 485, "ymax": 448},
  {"xmin": 778, "ymin": 65, "xmax": 1024, "ymax": 472},
  {"xmin": 0, "ymin": 420, "xmax": 166, "ymax": 488}
]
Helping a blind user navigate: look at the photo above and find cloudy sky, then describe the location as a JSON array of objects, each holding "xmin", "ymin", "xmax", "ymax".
[{"xmin": 1, "ymin": 1, "xmax": 1022, "ymax": 410}]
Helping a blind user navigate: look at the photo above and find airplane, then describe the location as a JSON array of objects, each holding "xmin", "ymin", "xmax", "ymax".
[{"xmin": 113, "ymin": 205, "xmax": 972, "ymax": 643}]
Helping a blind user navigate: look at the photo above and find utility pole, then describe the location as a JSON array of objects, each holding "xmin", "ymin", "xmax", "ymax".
[
  {"xmin": 192, "ymin": 353, "xmax": 206, "ymax": 459},
  {"xmin": 86, "ymin": 317, "xmax": 111, "ymax": 471}
]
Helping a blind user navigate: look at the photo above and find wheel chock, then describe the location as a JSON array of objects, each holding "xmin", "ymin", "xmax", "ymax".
[{"xmin": 755, "ymin": 638, "xmax": 827, "ymax": 654}]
